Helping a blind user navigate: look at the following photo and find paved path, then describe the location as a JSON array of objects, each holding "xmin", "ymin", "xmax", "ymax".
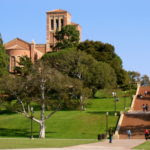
[{"xmin": 6, "ymin": 139, "xmax": 145, "ymax": 150}]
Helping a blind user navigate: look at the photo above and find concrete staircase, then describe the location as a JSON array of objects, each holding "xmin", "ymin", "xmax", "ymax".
[{"xmin": 118, "ymin": 86, "xmax": 150, "ymax": 139}]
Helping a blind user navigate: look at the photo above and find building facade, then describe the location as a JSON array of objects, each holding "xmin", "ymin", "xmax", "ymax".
[{"xmin": 4, "ymin": 9, "xmax": 81, "ymax": 72}]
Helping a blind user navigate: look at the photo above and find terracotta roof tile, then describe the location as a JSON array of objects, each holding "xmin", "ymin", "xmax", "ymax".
[{"xmin": 46, "ymin": 9, "xmax": 71, "ymax": 16}]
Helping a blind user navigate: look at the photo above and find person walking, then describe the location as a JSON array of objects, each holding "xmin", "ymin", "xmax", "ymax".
[
  {"xmin": 145, "ymin": 104, "xmax": 149, "ymax": 111},
  {"xmin": 142, "ymin": 104, "xmax": 146, "ymax": 112},
  {"xmin": 144, "ymin": 129, "xmax": 149, "ymax": 140},
  {"xmin": 127, "ymin": 129, "xmax": 131, "ymax": 139},
  {"xmin": 144, "ymin": 91, "xmax": 147, "ymax": 96},
  {"xmin": 108, "ymin": 128, "xmax": 113, "ymax": 143}
]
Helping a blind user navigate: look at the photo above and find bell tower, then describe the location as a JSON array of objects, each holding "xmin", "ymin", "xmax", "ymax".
[{"xmin": 46, "ymin": 9, "xmax": 71, "ymax": 52}]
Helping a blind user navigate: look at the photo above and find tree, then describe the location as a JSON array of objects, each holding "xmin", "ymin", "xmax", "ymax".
[
  {"xmin": 54, "ymin": 25, "xmax": 80, "ymax": 50},
  {"xmin": 0, "ymin": 34, "xmax": 9, "ymax": 77},
  {"xmin": 14, "ymin": 56, "xmax": 33, "ymax": 76},
  {"xmin": 116, "ymin": 69, "xmax": 130, "ymax": 88},
  {"xmin": 42, "ymin": 48, "xmax": 117, "ymax": 96},
  {"xmin": 128, "ymin": 71, "xmax": 141, "ymax": 83},
  {"xmin": 0, "ymin": 61, "xmax": 90, "ymax": 138},
  {"xmin": 78, "ymin": 40, "xmax": 129, "ymax": 86},
  {"xmin": 141, "ymin": 75, "xmax": 150, "ymax": 86}
]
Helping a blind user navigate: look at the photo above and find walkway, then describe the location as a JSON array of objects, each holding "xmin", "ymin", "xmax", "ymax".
[
  {"xmin": 119, "ymin": 86, "xmax": 150, "ymax": 139},
  {"xmin": 6, "ymin": 139, "xmax": 145, "ymax": 150}
]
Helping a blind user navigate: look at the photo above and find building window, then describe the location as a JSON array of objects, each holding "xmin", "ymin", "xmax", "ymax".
[
  {"xmin": 56, "ymin": 19, "xmax": 59, "ymax": 30},
  {"xmin": 61, "ymin": 19, "xmax": 64, "ymax": 27},
  {"xmin": 11, "ymin": 56, "xmax": 16, "ymax": 71},
  {"xmin": 51, "ymin": 19, "xmax": 54, "ymax": 30},
  {"xmin": 34, "ymin": 53, "xmax": 38, "ymax": 61}
]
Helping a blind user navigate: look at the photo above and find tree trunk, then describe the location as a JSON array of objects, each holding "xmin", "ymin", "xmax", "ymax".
[
  {"xmin": 39, "ymin": 121, "xmax": 45, "ymax": 138},
  {"xmin": 39, "ymin": 78, "xmax": 46, "ymax": 138},
  {"xmin": 80, "ymin": 95, "xmax": 84, "ymax": 111}
]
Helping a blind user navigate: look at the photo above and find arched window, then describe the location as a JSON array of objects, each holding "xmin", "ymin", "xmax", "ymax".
[
  {"xmin": 11, "ymin": 56, "xmax": 16, "ymax": 71},
  {"xmin": 51, "ymin": 19, "xmax": 54, "ymax": 30},
  {"xmin": 34, "ymin": 53, "xmax": 38, "ymax": 61},
  {"xmin": 56, "ymin": 19, "xmax": 59, "ymax": 30},
  {"xmin": 61, "ymin": 19, "xmax": 64, "ymax": 27}
]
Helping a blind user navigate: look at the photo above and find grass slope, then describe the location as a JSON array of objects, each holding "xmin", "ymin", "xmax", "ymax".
[{"xmin": 0, "ymin": 89, "xmax": 133, "ymax": 139}]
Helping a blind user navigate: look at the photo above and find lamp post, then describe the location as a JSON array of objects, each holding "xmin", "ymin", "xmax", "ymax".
[
  {"xmin": 124, "ymin": 91, "xmax": 127, "ymax": 110},
  {"xmin": 30, "ymin": 107, "xmax": 34, "ymax": 139},
  {"xmin": 112, "ymin": 92, "xmax": 116, "ymax": 112},
  {"xmin": 106, "ymin": 112, "xmax": 109, "ymax": 135},
  {"xmin": 114, "ymin": 97, "xmax": 119, "ymax": 113},
  {"xmin": 112, "ymin": 92, "xmax": 119, "ymax": 113}
]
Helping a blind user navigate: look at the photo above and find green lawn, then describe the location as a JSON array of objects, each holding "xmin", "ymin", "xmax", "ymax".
[
  {"xmin": 0, "ymin": 138, "xmax": 97, "ymax": 149},
  {"xmin": 0, "ymin": 89, "xmax": 133, "ymax": 139},
  {"xmin": 133, "ymin": 141, "xmax": 150, "ymax": 150},
  {"xmin": 0, "ymin": 110, "xmax": 118, "ymax": 139}
]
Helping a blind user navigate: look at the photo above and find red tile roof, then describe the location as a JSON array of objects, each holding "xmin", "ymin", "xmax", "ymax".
[{"xmin": 46, "ymin": 9, "xmax": 71, "ymax": 16}]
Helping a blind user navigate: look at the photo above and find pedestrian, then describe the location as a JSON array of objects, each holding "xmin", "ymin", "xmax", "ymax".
[
  {"xmin": 144, "ymin": 91, "xmax": 148, "ymax": 96},
  {"xmin": 140, "ymin": 94, "xmax": 143, "ymax": 99},
  {"xmin": 145, "ymin": 104, "xmax": 149, "ymax": 112},
  {"xmin": 142, "ymin": 104, "xmax": 146, "ymax": 112},
  {"xmin": 144, "ymin": 129, "xmax": 149, "ymax": 140},
  {"xmin": 127, "ymin": 129, "xmax": 131, "ymax": 139},
  {"xmin": 108, "ymin": 128, "xmax": 113, "ymax": 143}
]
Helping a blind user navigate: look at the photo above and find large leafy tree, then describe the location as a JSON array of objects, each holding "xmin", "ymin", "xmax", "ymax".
[
  {"xmin": 54, "ymin": 25, "xmax": 80, "ymax": 50},
  {"xmin": 78, "ymin": 40, "xmax": 129, "ymax": 87},
  {"xmin": 0, "ymin": 61, "xmax": 90, "ymax": 138},
  {"xmin": 0, "ymin": 34, "xmax": 9, "ymax": 76},
  {"xmin": 42, "ymin": 48, "xmax": 117, "ymax": 96}
]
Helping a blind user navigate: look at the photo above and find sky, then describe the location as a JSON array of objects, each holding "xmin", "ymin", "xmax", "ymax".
[{"xmin": 1, "ymin": 0, "xmax": 150, "ymax": 76}]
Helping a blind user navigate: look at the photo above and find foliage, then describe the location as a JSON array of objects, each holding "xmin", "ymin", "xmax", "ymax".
[
  {"xmin": 116, "ymin": 69, "xmax": 130, "ymax": 88},
  {"xmin": 128, "ymin": 71, "xmax": 141, "ymax": 83},
  {"xmin": 0, "ymin": 61, "xmax": 91, "ymax": 138},
  {"xmin": 141, "ymin": 75, "xmax": 150, "ymax": 86},
  {"xmin": 0, "ymin": 89, "xmax": 132, "ymax": 139},
  {"xmin": 42, "ymin": 48, "xmax": 117, "ymax": 96},
  {"xmin": 54, "ymin": 25, "xmax": 80, "ymax": 50},
  {"xmin": 0, "ymin": 34, "xmax": 9, "ymax": 77},
  {"xmin": 14, "ymin": 56, "xmax": 33, "ymax": 76},
  {"xmin": 78, "ymin": 40, "xmax": 129, "ymax": 87}
]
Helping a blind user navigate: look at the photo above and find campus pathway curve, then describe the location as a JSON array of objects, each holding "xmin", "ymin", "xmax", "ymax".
[{"xmin": 6, "ymin": 139, "xmax": 145, "ymax": 150}]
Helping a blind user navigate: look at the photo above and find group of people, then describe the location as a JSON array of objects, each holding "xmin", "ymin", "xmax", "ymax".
[
  {"xmin": 142, "ymin": 104, "xmax": 149, "ymax": 112},
  {"xmin": 137, "ymin": 90, "xmax": 150, "ymax": 99},
  {"xmin": 127, "ymin": 129, "xmax": 150, "ymax": 140},
  {"xmin": 107, "ymin": 128, "xmax": 149, "ymax": 143}
]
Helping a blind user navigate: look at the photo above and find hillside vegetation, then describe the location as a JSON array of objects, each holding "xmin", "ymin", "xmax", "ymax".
[{"xmin": 0, "ymin": 89, "xmax": 134, "ymax": 139}]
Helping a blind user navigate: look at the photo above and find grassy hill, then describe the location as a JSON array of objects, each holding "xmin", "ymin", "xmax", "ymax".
[{"xmin": 0, "ymin": 89, "xmax": 134, "ymax": 139}]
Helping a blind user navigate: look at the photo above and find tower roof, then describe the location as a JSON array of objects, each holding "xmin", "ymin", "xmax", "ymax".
[{"xmin": 46, "ymin": 9, "xmax": 71, "ymax": 16}]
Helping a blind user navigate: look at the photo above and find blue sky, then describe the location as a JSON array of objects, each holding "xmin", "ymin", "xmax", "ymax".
[{"xmin": 1, "ymin": 0, "xmax": 150, "ymax": 76}]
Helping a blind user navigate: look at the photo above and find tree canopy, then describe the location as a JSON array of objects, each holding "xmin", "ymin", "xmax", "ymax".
[
  {"xmin": 42, "ymin": 48, "xmax": 117, "ymax": 96},
  {"xmin": 14, "ymin": 56, "xmax": 33, "ymax": 76},
  {"xmin": 54, "ymin": 25, "xmax": 80, "ymax": 50},
  {"xmin": 0, "ymin": 61, "xmax": 90, "ymax": 138},
  {"xmin": 78, "ymin": 40, "xmax": 129, "ymax": 87},
  {"xmin": 0, "ymin": 34, "xmax": 9, "ymax": 77}
]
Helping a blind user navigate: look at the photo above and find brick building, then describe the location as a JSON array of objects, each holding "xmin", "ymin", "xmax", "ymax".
[{"xmin": 4, "ymin": 9, "xmax": 81, "ymax": 72}]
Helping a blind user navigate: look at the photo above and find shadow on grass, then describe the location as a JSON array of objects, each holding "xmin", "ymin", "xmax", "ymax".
[
  {"xmin": 0, "ymin": 128, "xmax": 30, "ymax": 137},
  {"xmin": 0, "ymin": 128, "xmax": 56, "ymax": 138},
  {"xmin": 91, "ymin": 97, "xmax": 111, "ymax": 100},
  {"xmin": 0, "ymin": 110, "xmax": 16, "ymax": 115}
]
